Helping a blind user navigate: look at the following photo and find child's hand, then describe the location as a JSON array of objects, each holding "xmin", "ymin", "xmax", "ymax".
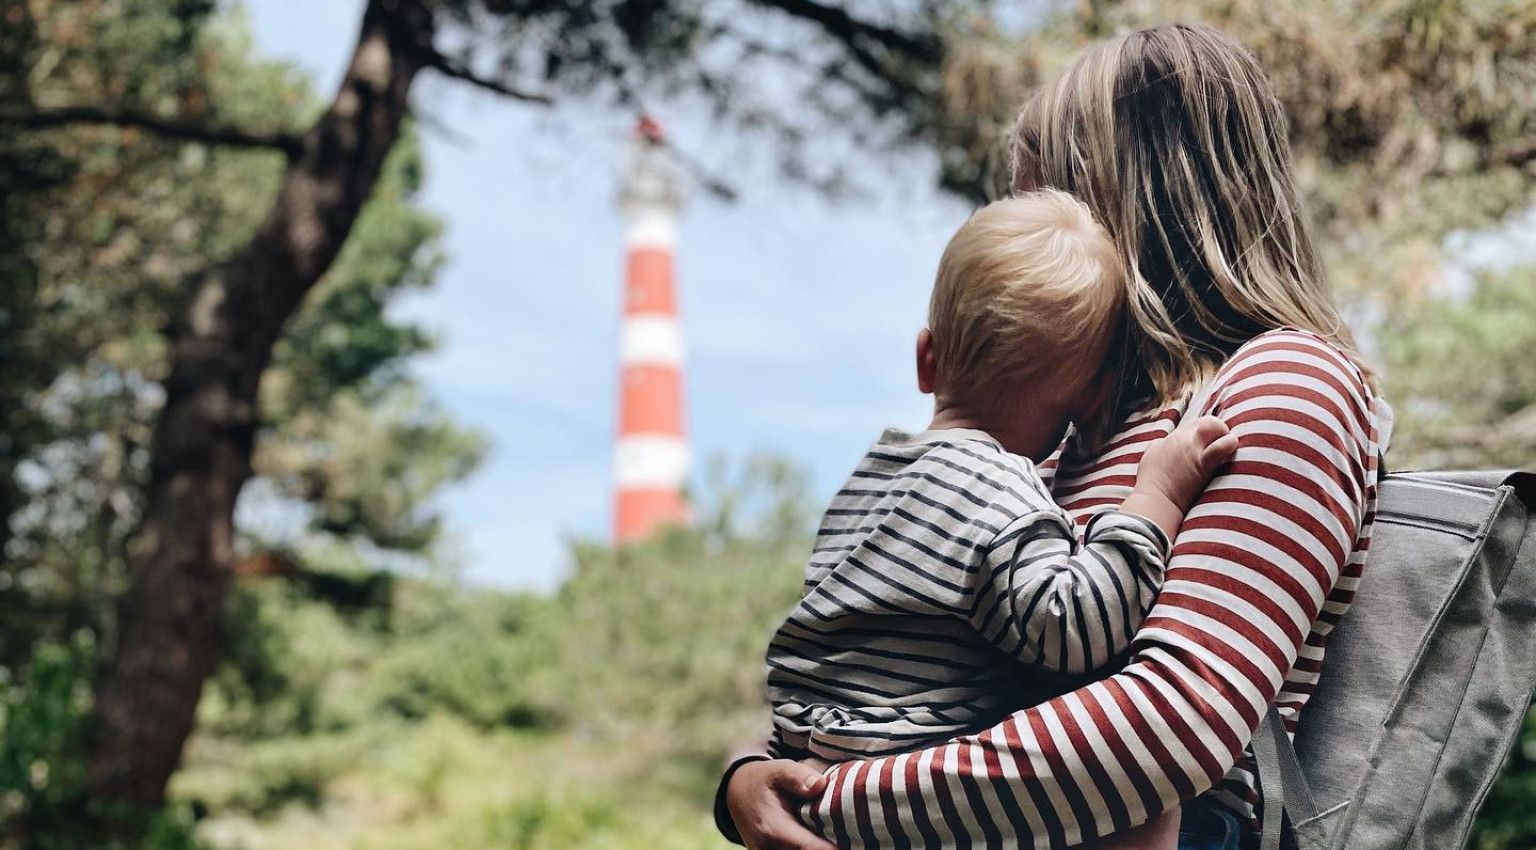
[{"xmin": 1134, "ymin": 415, "xmax": 1239, "ymax": 514}]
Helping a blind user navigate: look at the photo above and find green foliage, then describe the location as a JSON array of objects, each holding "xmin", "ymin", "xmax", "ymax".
[
  {"xmin": 1383, "ymin": 266, "xmax": 1536, "ymax": 469},
  {"xmin": 0, "ymin": 0, "xmax": 480, "ymax": 662},
  {"xmin": 552, "ymin": 455, "xmax": 811, "ymax": 793},
  {"xmin": 476, "ymin": 792, "xmax": 622, "ymax": 850},
  {"xmin": 254, "ymin": 129, "xmax": 483, "ymax": 555},
  {"xmin": 160, "ymin": 454, "xmax": 809, "ymax": 847},
  {"xmin": 0, "ymin": 1, "xmax": 480, "ymax": 843},
  {"xmin": 366, "ymin": 589, "xmax": 558, "ymax": 728},
  {"xmin": 0, "ymin": 0, "xmax": 67, "ymax": 573},
  {"xmin": 204, "ymin": 579, "xmax": 380, "ymax": 739},
  {"xmin": 0, "ymin": 636, "xmax": 93, "ymax": 834},
  {"xmin": 256, "ymin": 385, "xmax": 487, "ymax": 553},
  {"xmin": 0, "ymin": 635, "xmax": 206, "ymax": 850},
  {"xmin": 265, "ymin": 134, "xmax": 441, "ymax": 417}
]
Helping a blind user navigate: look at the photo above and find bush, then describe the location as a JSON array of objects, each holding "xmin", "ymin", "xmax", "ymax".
[
  {"xmin": 167, "ymin": 454, "xmax": 815, "ymax": 846},
  {"xmin": 0, "ymin": 635, "xmax": 94, "ymax": 841},
  {"xmin": 365, "ymin": 587, "xmax": 560, "ymax": 729},
  {"xmin": 544, "ymin": 456, "xmax": 811, "ymax": 796},
  {"xmin": 0, "ymin": 635, "xmax": 204, "ymax": 850}
]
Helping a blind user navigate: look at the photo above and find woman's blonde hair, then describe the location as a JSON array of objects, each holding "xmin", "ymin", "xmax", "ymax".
[
  {"xmin": 929, "ymin": 189, "xmax": 1126, "ymax": 440},
  {"xmin": 1008, "ymin": 23, "xmax": 1372, "ymax": 418}
]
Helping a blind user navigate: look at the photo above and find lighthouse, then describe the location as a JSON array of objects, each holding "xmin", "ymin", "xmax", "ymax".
[{"xmin": 613, "ymin": 115, "xmax": 690, "ymax": 543}]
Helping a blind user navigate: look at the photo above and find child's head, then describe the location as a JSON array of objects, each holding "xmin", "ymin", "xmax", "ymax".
[{"xmin": 921, "ymin": 189, "xmax": 1126, "ymax": 456}]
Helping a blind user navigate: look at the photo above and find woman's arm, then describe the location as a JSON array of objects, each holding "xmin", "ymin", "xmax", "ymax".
[{"xmin": 722, "ymin": 332, "xmax": 1379, "ymax": 849}]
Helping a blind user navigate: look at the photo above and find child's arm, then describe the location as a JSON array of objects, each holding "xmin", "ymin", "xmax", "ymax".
[{"xmin": 969, "ymin": 415, "xmax": 1237, "ymax": 673}]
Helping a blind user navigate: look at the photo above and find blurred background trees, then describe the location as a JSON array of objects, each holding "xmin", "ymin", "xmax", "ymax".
[
  {"xmin": 0, "ymin": 0, "xmax": 1532, "ymax": 848},
  {"xmin": 0, "ymin": 0, "xmax": 484, "ymax": 840}
]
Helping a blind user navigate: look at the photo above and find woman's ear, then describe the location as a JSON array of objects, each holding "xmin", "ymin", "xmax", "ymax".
[{"xmin": 916, "ymin": 328, "xmax": 938, "ymax": 395}]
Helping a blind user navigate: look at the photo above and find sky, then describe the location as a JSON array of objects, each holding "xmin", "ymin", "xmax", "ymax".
[{"xmin": 241, "ymin": 0, "xmax": 967, "ymax": 592}]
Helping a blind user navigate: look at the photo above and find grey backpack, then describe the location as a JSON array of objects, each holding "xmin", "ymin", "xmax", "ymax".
[{"xmin": 1254, "ymin": 469, "xmax": 1536, "ymax": 850}]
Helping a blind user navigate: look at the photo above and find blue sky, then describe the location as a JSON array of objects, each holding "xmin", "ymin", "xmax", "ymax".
[{"xmin": 242, "ymin": 0, "xmax": 966, "ymax": 591}]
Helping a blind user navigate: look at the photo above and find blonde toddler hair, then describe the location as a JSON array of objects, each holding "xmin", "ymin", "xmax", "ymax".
[{"xmin": 928, "ymin": 189, "xmax": 1126, "ymax": 444}]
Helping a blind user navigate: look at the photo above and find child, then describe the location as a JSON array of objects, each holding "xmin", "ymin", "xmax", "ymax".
[{"xmin": 763, "ymin": 190, "xmax": 1236, "ymax": 849}]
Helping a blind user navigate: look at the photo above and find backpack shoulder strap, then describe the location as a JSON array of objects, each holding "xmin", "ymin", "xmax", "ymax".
[{"xmin": 1254, "ymin": 707, "xmax": 1320, "ymax": 850}]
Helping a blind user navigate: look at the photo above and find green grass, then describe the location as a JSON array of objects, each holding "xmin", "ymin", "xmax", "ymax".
[{"xmin": 177, "ymin": 715, "xmax": 732, "ymax": 850}]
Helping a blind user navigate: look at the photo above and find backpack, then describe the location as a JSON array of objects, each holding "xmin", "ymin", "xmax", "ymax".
[{"xmin": 1253, "ymin": 469, "xmax": 1536, "ymax": 850}]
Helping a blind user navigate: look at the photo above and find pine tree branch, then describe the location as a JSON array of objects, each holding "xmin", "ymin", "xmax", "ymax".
[
  {"xmin": 745, "ymin": 0, "xmax": 943, "ymax": 63},
  {"xmin": 425, "ymin": 50, "xmax": 553, "ymax": 104},
  {"xmin": 0, "ymin": 104, "xmax": 305, "ymax": 158},
  {"xmin": 1496, "ymin": 137, "xmax": 1536, "ymax": 171}
]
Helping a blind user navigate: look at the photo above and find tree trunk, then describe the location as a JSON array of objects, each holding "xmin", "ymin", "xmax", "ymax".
[{"xmin": 85, "ymin": 0, "xmax": 433, "ymax": 813}]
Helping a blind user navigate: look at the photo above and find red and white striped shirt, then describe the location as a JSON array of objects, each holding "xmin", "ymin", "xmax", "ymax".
[{"xmin": 792, "ymin": 329, "xmax": 1389, "ymax": 848}]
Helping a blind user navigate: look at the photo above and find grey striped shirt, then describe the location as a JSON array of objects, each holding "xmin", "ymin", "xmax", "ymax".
[{"xmin": 765, "ymin": 427, "xmax": 1170, "ymax": 760}]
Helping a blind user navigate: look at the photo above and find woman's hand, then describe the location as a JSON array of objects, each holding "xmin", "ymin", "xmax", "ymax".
[{"xmin": 725, "ymin": 759, "xmax": 838, "ymax": 850}]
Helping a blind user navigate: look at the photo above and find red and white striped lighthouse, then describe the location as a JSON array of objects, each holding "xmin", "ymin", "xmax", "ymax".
[{"xmin": 613, "ymin": 115, "xmax": 690, "ymax": 543}]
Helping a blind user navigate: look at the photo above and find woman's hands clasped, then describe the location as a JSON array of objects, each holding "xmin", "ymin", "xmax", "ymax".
[{"xmin": 725, "ymin": 758, "xmax": 837, "ymax": 850}]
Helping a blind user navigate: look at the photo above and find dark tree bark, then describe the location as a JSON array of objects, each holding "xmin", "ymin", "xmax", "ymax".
[{"xmin": 84, "ymin": 0, "xmax": 435, "ymax": 813}]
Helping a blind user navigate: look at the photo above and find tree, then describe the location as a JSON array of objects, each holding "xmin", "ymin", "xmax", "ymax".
[
  {"xmin": 1381, "ymin": 265, "xmax": 1536, "ymax": 468},
  {"xmin": 1, "ymin": 1, "xmax": 479, "ymax": 834}
]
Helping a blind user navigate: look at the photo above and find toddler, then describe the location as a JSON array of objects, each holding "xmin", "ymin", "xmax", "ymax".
[{"xmin": 764, "ymin": 190, "xmax": 1237, "ymax": 849}]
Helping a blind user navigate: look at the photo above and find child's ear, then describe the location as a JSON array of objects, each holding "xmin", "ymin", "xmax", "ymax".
[{"xmin": 916, "ymin": 328, "xmax": 938, "ymax": 395}]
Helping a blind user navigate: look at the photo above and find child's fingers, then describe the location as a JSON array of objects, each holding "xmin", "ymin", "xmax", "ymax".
[
  {"xmin": 1184, "ymin": 414, "xmax": 1231, "ymax": 447},
  {"xmin": 1200, "ymin": 432, "xmax": 1240, "ymax": 467}
]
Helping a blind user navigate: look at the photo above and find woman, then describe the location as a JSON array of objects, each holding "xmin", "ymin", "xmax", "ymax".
[{"xmin": 716, "ymin": 23, "xmax": 1391, "ymax": 850}]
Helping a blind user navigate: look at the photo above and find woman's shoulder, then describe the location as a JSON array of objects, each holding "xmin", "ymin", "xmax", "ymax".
[
  {"xmin": 1059, "ymin": 328, "xmax": 1383, "ymax": 474},
  {"xmin": 1199, "ymin": 327, "xmax": 1389, "ymax": 454},
  {"xmin": 1209, "ymin": 327, "xmax": 1373, "ymax": 400},
  {"xmin": 1120, "ymin": 329, "xmax": 1369, "ymax": 427}
]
